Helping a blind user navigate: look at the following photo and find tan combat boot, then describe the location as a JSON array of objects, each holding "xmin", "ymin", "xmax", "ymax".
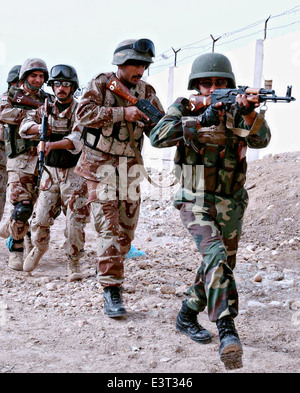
[
  {"xmin": 24, "ymin": 232, "xmax": 34, "ymax": 257},
  {"xmin": 23, "ymin": 247, "xmax": 46, "ymax": 272},
  {"xmin": 8, "ymin": 251, "xmax": 23, "ymax": 271},
  {"xmin": 67, "ymin": 258, "xmax": 83, "ymax": 282}
]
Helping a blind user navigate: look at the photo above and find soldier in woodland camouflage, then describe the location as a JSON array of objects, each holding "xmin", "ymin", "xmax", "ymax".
[
  {"xmin": 19, "ymin": 65, "xmax": 89, "ymax": 281},
  {"xmin": 75, "ymin": 38, "xmax": 164, "ymax": 317},
  {"xmin": 0, "ymin": 58, "xmax": 53, "ymax": 271},
  {"xmin": 150, "ymin": 53, "xmax": 271, "ymax": 370},
  {"xmin": 0, "ymin": 65, "xmax": 21, "ymax": 221}
]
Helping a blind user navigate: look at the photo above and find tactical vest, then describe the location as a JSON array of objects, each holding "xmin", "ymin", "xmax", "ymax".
[
  {"xmin": 45, "ymin": 102, "xmax": 81, "ymax": 169},
  {"xmin": 82, "ymin": 73, "xmax": 145, "ymax": 157},
  {"xmin": 178, "ymin": 99, "xmax": 248, "ymax": 197}
]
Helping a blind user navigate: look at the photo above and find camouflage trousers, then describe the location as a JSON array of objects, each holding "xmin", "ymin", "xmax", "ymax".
[
  {"xmin": 0, "ymin": 143, "xmax": 8, "ymax": 221},
  {"xmin": 30, "ymin": 166, "xmax": 89, "ymax": 260},
  {"xmin": 88, "ymin": 178, "xmax": 141, "ymax": 287},
  {"xmin": 177, "ymin": 188, "xmax": 249, "ymax": 322}
]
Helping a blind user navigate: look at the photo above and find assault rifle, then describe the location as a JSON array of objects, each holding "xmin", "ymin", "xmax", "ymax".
[
  {"xmin": 9, "ymin": 87, "xmax": 43, "ymax": 110},
  {"xmin": 189, "ymin": 85, "xmax": 296, "ymax": 113},
  {"xmin": 35, "ymin": 98, "xmax": 50, "ymax": 192},
  {"xmin": 106, "ymin": 74, "xmax": 163, "ymax": 124}
]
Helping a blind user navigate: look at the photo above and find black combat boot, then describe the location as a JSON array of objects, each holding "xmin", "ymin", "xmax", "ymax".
[
  {"xmin": 103, "ymin": 286, "xmax": 127, "ymax": 318},
  {"xmin": 176, "ymin": 301, "xmax": 212, "ymax": 344},
  {"xmin": 216, "ymin": 316, "xmax": 243, "ymax": 370}
]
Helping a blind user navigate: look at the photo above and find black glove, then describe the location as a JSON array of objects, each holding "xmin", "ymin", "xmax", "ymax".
[
  {"xmin": 197, "ymin": 104, "xmax": 221, "ymax": 127},
  {"xmin": 235, "ymin": 101, "xmax": 256, "ymax": 116}
]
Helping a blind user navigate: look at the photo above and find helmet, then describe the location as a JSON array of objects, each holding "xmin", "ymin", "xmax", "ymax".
[
  {"xmin": 7, "ymin": 65, "xmax": 21, "ymax": 84},
  {"xmin": 48, "ymin": 64, "xmax": 79, "ymax": 90},
  {"xmin": 19, "ymin": 58, "xmax": 49, "ymax": 82},
  {"xmin": 112, "ymin": 38, "xmax": 155, "ymax": 66},
  {"xmin": 188, "ymin": 53, "xmax": 236, "ymax": 91}
]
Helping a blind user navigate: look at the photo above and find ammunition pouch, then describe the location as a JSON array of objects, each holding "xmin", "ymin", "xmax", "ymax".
[
  {"xmin": 4, "ymin": 125, "xmax": 38, "ymax": 158},
  {"xmin": 82, "ymin": 127, "xmax": 101, "ymax": 150},
  {"xmin": 45, "ymin": 133, "xmax": 81, "ymax": 168}
]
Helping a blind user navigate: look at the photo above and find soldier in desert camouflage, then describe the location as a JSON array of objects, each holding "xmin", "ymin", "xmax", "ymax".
[
  {"xmin": 74, "ymin": 38, "xmax": 164, "ymax": 317},
  {"xmin": 0, "ymin": 65, "xmax": 21, "ymax": 222},
  {"xmin": 150, "ymin": 53, "xmax": 271, "ymax": 370},
  {"xmin": 0, "ymin": 58, "xmax": 53, "ymax": 271},
  {"xmin": 20, "ymin": 65, "xmax": 89, "ymax": 281}
]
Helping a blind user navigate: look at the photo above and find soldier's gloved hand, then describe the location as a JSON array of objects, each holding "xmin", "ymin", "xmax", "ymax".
[
  {"xmin": 235, "ymin": 101, "xmax": 256, "ymax": 115},
  {"xmin": 197, "ymin": 104, "xmax": 222, "ymax": 127},
  {"xmin": 235, "ymin": 94, "xmax": 257, "ymax": 115}
]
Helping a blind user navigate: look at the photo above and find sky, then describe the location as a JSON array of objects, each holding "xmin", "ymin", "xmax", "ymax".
[{"xmin": 0, "ymin": 0, "xmax": 299, "ymax": 93}]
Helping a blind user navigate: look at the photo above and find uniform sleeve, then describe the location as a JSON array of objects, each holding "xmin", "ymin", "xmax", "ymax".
[
  {"xmin": 149, "ymin": 98, "xmax": 188, "ymax": 148},
  {"xmin": 75, "ymin": 76, "xmax": 124, "ymax": 128},
  {"xmin": 0, "ymin": 92, "xmax": 26, "ymax": 125},
  {"xmin": 64, "ymin": 123, "xmax": 84, "ymax": 154},
  {"xmin": 235, "ymin": 113, "xmax": 271, "ymax": 149},
  {"xmin": 19, "ymin": 108, "xmax": 42, "ymax": 139}
]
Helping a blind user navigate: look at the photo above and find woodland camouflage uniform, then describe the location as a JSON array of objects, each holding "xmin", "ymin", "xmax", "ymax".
[{"xmin": 150, "ymin": 52, "xmax": 271, "ymax": 370}]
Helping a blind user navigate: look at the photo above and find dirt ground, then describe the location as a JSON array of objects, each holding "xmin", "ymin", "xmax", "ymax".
[{"xmin": 0, "ymin": 151, "xmax": 299, "ymax": 374}]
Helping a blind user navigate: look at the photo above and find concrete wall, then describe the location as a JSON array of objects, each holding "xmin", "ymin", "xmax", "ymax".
[{"xmin": 143, "ymin": 29, "xmax": 300, "ymax": 168}]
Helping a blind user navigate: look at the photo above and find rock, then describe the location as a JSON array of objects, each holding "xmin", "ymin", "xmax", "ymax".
[
  {"xmin": 247, "ymin": 300, "xmax": 266, "ymax": 308},
  {"xmin": 160, "ymin": 285, "xmax": 176, "ymax": 294},
  {"xmin": 253, "ymin": 273, "xmax": 263, "ymax": 282}
]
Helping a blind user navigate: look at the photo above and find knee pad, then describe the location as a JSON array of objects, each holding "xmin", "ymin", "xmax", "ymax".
[{"xmin": 12, "ymin": 201, "xmax": 33, "ymax": 223}]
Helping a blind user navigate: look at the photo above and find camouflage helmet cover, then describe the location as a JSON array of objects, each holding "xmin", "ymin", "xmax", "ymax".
[
  {"xmin": 188, "ymin": 52, "xmax": 236, "ymax": 91},
  {"xmin": 112, "ymin": 39, "xmax": 154, "ymax": 66},
  {"xmin": 7, "ymin": 65, "xmax": 21, "ymax": 84},
  {"xmin": 19, "ymin": 58, "xmax": 49, "ymax": 82}
]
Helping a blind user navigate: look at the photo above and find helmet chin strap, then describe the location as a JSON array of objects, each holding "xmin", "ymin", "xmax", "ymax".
[{"xmin": 25, "ymin": 79, "xmax": 40, "ymax": 92}]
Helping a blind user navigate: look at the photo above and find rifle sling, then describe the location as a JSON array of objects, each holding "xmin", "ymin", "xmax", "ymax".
[
  {"xmin": 126, "ymin": 121, "xmax": 177, "ymax": 188},
  {"xmin": 226, "ymin": 106, "xmax": 266, "ymax": 137}
]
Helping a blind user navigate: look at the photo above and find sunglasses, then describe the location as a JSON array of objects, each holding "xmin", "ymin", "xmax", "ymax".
[
  {"xmin": 52, "ymin": 81, "xmax": 72, "ymax": 87},
  {"xmin": 199, "ymin": 79, "xmax": 228, "ymax": 88}
]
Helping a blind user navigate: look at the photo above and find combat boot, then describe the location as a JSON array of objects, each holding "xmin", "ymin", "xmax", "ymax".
[
  {"xmin": 67, "ymin": 257, "xmax": 83, "ymax": 282},
  {"xmin": 23, "ymin": 246, "xmax": 46, "ymax": 272},
  {"xmin": 8, "ymin": 251, "xmax": 23, "ymax": 271},
  {"xmin": 216, "ymin": 316, "xmax": 243, "ymax": 370},
  {"xmin": 24, "ymin": 231, "xmax": 33, "ymax": 257},
  {"xmin": 176, "ymin": 300, "xmax": 212, "ymax": 344},
  {"xmin": 103, "ymin": 286, "xmax": 127, "ymax": 318}
]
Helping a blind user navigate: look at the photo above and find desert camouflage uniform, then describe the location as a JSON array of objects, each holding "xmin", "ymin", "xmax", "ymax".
[
  {"xmin": 0, "ymin": 123, "xmax": 8, "ymax": 220},
  {"xmin": 0, "ymin": 86, "xmax": 53, "ymax": 241},
  {"xmin": 19, "ymin": 98, "xmax": 89, "ymax": 260},
  {"xmin": 150, "ymin": 97, "xmax": 271, "ymax": 322},
  {"xmin": 75, "ymin": 72, "xmax": 164, "ymax": 287}
]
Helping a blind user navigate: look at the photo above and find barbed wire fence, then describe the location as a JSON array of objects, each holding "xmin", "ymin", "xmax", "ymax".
[{"xmin": 149, "ymin": 5, "xmax": 300, "ymax": 75}]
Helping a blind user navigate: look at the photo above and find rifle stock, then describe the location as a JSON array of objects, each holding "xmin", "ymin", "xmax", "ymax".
[
  {"xmin": 106, "ymin": 74, "xmax": 163, "ymax": 124},
  {"xmin": 10, "ymin": 88, "xmax": 43, "ymax": 110}
]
